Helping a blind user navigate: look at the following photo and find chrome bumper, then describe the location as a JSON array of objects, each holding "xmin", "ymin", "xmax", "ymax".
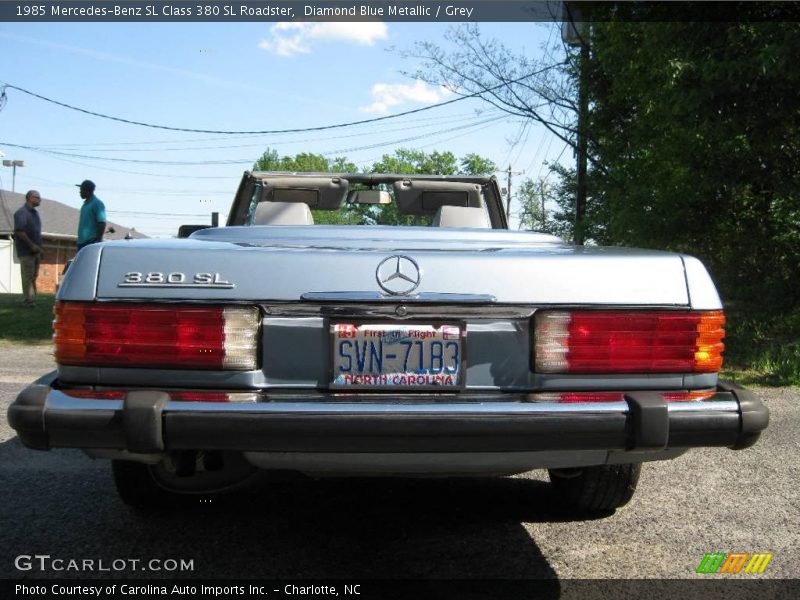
[{"xmin": 8, "ymin": 379, "xmax": 768, "ymax": 454}]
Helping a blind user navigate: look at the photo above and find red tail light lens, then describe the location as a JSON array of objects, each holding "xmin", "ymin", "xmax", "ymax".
[
  {"xmin": 532, "ymin": 392, "xmax": 626, "ymax": 403},
  {"xmin": 54, "ymin": 303, "xmax": 259, "ymax": 370},
  {"xmin": 61, "ymin": 390, "xmax": 258, "ymax": 403},
  {"xmin": 534, "ymin": 310, "xmax": 725, "ymax": 374},
  {"xmin": 529, "ymin": 390, "xmax": 718, "ymax": 403}
]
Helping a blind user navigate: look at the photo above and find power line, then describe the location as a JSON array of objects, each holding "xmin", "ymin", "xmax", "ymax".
[
  {"xmin": 318, "ymin": 116, "xmax": 505, "ymax": 158},
  {"xmin": 28, "ymin": 110, "xmax": 504, "ymax": 154},
  {"xmin": 514, "ymin": 123, "xmax": 534, "ymax": 167},
  {"xmin": 0, "ymin": 65, "xmax": 563, "ymax": 134},
  {"xmin": 9, "ymin": 115, "xmax": 501, "ymax": 183},
  {"xmin": 105, "ymin": 189, "xmax": 229, "ymax": 196},
  {"xmin": 32, "ymin": 110, "xmax": 499, "ymax": 150},
  {"xmin": 0, "ymin": 142, "xmax": 251, "ymax": 166},
  {"xmin": 109, "ymin": 211, "xmax": 208, "ymax": 218},
  {"xmin": 501, "ymin": 120, "xmax": 528, "ymax": 169},
  {"xmin": 532, "ymin": 132, "xmax": 557, "ymax": 179},
  {"xmin": 12, "ymin": 151, "xmax": 235, "ymax": 179},
  {"xmin": 1, "ymin": 115, "xmax": 505, "ymax": 167},
  {"xmin": 539, "ymin": 140, "xmax": 571, "ymax": 181}
]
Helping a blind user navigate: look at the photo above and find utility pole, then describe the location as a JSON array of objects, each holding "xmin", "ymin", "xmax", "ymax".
[
  {"xmin": 2, "ymin": 159, "xmax": 24, "ymax": 192},
  {"xmin": 539, "ymin": 179, "xmax": 549, "ymax": 231},
  {"xmin": 497, "ymin": 165, "xmax": 525, "ymax": 221}
]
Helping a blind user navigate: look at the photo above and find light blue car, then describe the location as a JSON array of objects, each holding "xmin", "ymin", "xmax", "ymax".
[{"xmin": 8, "ymin": 172, "xmax": 768, "ymax": 512}]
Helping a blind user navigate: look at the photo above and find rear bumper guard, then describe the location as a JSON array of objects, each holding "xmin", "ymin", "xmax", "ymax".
[{"xmin": 8, "ymin": 380, "xmax": 768, "ymax": 454}]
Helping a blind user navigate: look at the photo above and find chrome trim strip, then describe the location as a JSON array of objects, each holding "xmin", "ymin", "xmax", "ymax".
[
  {"xmin": 263, "ymin": 302, "xmax": 529, "ymax": 319},
  {"xmin": 300, "ymin": 292, "xmax": 497, "ymax": 303},
  {"xmin": 45, "ymin": 392, "xmax": 739, "ymax": 416},
  {"xmin": 46, "ymin": 392, "xmax": 626, "ymax": 414},
  {"xmin": 666, "ymin": 400, "xmax": 738, "ymax": 413},
  {"xmin": 47, "ymin": 396, "xmax": 124, "ymax": 411},
  {"xmin": 164, "ymin": 401, "xmax": 631, "ymax": 414},
  {"xmin": 266, "ymin": 302, "xmax": 697, "ymax": 319}
]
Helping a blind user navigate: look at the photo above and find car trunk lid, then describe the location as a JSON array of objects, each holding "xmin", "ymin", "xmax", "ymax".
[{"xmin": 90, "ymin": 226, "xmax": 692, "ymax": 306}]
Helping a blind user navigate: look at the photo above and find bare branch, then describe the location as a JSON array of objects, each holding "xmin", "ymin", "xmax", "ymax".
[{"xmin": 400, "ymin": 24, "xmax": 579, "ymax": 151}]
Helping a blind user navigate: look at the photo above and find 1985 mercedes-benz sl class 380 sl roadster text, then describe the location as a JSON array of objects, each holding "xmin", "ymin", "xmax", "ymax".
[{"xmin": 8, "ymin": 172, "xmax": 768, "ymax": 512}]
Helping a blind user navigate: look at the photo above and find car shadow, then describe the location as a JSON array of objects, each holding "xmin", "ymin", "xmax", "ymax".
[{"xmin": 0, "ymin": 438, "xmax": 608, "ymax": 589}]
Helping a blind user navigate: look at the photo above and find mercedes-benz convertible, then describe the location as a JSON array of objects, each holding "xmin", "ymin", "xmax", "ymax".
[{"xmin": 8, "ymin": 172, "xmax": 768, "ymax": 512}]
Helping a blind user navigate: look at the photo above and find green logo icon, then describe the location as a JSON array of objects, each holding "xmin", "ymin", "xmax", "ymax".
[{"xmin": 696, "ymin": 552, "xmax": 773, "ymax": 574}]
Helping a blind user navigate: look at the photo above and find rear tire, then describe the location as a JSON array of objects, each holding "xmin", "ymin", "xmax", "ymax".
[
  {"xmin": 548, "ymin": 463, "xmax": 641, "ymax": 513},
  {"xmin": 112, "ymin": 460, "xmax": 182, "ymax": 509}
]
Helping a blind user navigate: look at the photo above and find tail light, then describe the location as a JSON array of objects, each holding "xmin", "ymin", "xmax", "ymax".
[
  {"xmin": 54, "ymin": 303, "xmax": 259, "ymax": 370},
  {"xmin": 61, "ymin": 390, "xmax": 258, "ymax": 403},
  {"xmin": 534, "ymin": 310, "xmax": 725, "ymax": 374},
  {"xmin": 529, "ymin": 391, "xmax": 718, "ymax": 403}
]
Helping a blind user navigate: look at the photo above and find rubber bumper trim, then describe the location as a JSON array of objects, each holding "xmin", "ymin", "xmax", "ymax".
[
  {"xmin": 164, "ymin": 412, "xmax": 628, "ymax": 452},
  {"xmin": 6, "ymin": 384, "xmax": 49, "ymax": 450},
  {"xmin": 718, "ymin": 380, "xmax": 770, "ymax": 449},
  {"xmin": 123, "ymin": 391, "xmax": 168, "ymax": 453},
  {"xmin": 624, "ymin": 392, "xmax": 669, "ymax": 451}
]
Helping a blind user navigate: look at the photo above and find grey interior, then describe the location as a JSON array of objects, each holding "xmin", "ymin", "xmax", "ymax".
[
  {"xmin": 432, "ymin": 206, "xmax": 491, "ymax": 228},
  {"xmin": 254, "ymin": 201, "xmax": 315, "ymax": 225}
]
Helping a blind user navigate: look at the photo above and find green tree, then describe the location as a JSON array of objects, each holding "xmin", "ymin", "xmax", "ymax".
[
  {"xmin": 253, "ymin": 149, "xmax": 357, "ymax": 173},
  {"xmin": 370, "ymin": 149, "xmax": 459, "ymax": 175},
  {"xmin": 517, "ymin": 178, "xmax": 547, "ymax": 232},
  {"xmin": 516, "ymin": 166, "xmax": 590, "ymax": 241},
  {"xmin": 581, "ymin": 20, "xmax": 800, "ymax": 311},
  {"xmin": 460, "ymin": 153, "xmax": 497, "ymax": 176},
  {"xmin": 570, "ymin": 17, "xmax": 800, "ymax": 381}
]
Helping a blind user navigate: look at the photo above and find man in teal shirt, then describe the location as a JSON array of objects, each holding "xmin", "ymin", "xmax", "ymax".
[{"xmin": 76, "ymin": 180, "xmax": 107, "ymax": 250}]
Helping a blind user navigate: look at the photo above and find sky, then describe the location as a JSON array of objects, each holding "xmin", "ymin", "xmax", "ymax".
[{"xmin": 0, "ymin": 18, "xmax": 571, "ymax": 237}]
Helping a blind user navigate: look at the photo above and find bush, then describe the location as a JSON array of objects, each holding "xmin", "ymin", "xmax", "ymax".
[{"xmin": 724, "ymin": 305, "xmax": 800, "ymax": 386}]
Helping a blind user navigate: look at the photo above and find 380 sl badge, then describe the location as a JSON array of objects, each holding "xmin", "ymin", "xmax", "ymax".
[{"xmin": 118, "ymin": 272, "xmax": 234, "ymax": 289}]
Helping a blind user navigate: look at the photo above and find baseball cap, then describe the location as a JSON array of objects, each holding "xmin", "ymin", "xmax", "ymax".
[{"xmin": 76, "ymin": 180, "xmax": 96, "ymax": 191}]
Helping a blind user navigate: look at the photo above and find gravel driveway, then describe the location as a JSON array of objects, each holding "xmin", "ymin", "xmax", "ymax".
[{"xmin": 1, "ymin": 342, "xmax": 797, "ymax": 586}]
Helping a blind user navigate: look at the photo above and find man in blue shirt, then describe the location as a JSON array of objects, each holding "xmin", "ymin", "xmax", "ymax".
[
  {"xmin": 13, "ymin": 190, "xmax": 43, "ymax": 306},
  {"xmin": 76, "ymin": 180, "xmax": 106, "ymax": 250}
]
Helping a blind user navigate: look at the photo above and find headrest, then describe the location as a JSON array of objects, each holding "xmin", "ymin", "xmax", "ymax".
[
  {"xmin": 432, "ymin": 206, "xmax": 491, "ymax": 228},
  {"xmin": 254, "ymin": 201, "xmax": 314, "ymax": 225}
]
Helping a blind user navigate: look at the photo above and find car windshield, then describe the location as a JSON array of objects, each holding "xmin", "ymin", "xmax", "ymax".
[{"xmin": 242, "ymin": 175, "xmax": 498, "ymax": 229}]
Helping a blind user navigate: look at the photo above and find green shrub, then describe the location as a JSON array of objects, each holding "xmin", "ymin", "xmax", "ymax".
[{"xmin": 0, "ymin": 294, "xmax": 56, "ymax": 343}]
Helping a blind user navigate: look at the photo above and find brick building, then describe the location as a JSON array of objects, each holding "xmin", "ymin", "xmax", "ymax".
[{"xmin": 1, "ymin": 189, "xmax": 145, "ymax": 295}]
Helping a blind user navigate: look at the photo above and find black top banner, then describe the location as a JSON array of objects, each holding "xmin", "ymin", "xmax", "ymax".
[
  {"xmin": 5, "ymin": 1, "xmax": 557, "ymax": 22},
  {"xmin": 3, "ymin": 1, "xmax": 800, "ymax": 23}
]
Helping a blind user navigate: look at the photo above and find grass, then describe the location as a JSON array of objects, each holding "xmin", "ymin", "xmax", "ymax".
[
  {"xmin": 0, "ymin": 293, "xmax": 56, "ymax": 344},
  {"xmin": 721, "ymin": 305, "xmax": 800, "ymax": 387}
]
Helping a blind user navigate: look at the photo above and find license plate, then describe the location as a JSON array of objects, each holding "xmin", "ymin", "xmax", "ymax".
[{"xmin": 331, "ymin": 322, "xmax": 464, "ymax": 388}]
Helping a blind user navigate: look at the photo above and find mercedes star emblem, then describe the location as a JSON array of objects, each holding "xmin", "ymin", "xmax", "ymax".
[{"xmin": 376, "ymin": 255, "xmax": 421, "ymax": 296}]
